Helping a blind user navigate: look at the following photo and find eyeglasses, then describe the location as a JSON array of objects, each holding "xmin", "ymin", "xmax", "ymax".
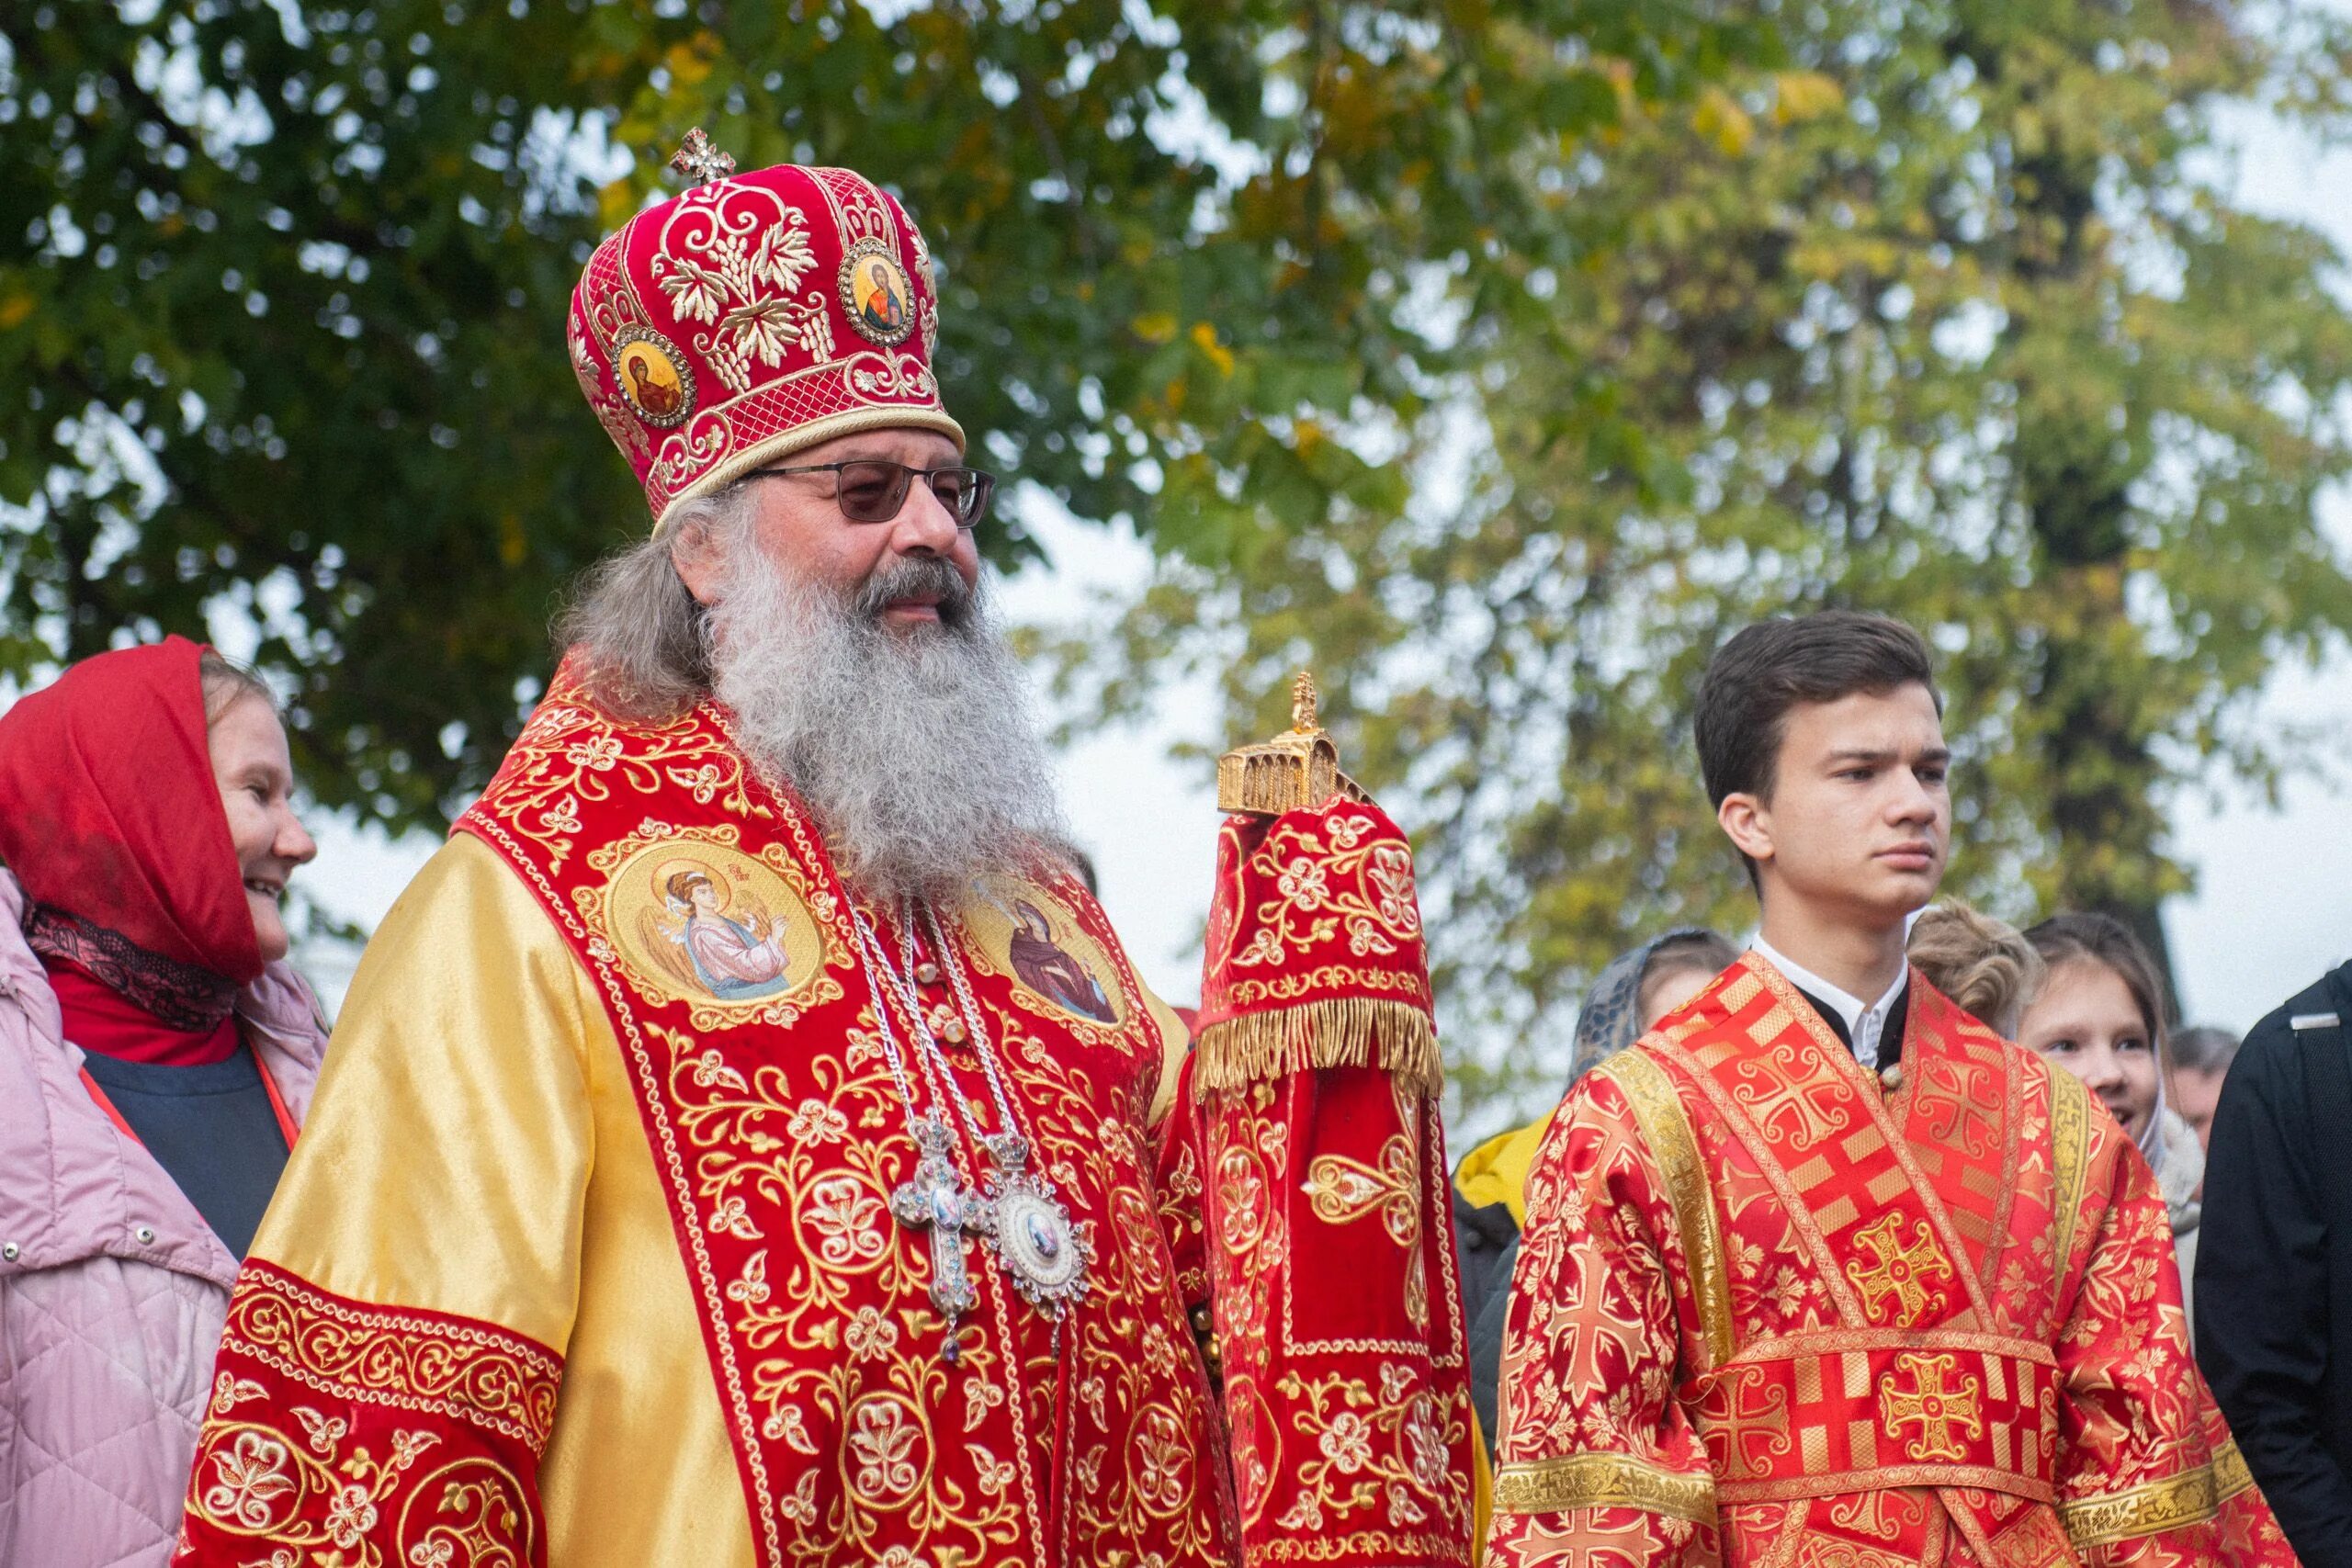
[{"xmin": 748, "ymin": 459, "xmax": 996, "ymax": 529}]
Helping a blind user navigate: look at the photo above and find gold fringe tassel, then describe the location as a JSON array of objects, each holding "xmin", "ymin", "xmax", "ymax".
[{"xmin": 1192, "ymin": 997, "xmax": 1442, "ymax": 1100}]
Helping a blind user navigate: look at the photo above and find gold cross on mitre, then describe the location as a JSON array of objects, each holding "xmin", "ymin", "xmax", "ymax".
[
  {"xmin": 669, "ymin": 127, "xmax": 737, "ymax": 187},
  {"xmin": 1216, "ymin": 670, "xmax": 1371, "ymax": 816}
]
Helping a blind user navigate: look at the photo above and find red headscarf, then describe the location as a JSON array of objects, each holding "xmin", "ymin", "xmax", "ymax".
[{"xmin": 0, "ymin": 636, "xmax": 262, "ymax": 1064}]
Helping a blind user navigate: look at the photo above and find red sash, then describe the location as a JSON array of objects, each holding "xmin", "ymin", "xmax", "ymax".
[
  {"xmin": 1647, "ymin": 958, "xmax": 2063, "ymax": 1531},
  {"xmin": 458, "ymin": 664, "xmax": 1237, "ymax": 1568}
]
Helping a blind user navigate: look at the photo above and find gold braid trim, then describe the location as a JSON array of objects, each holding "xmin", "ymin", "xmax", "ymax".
[
  {"xmin": 1193, "ymin": 996, "xmax": 1442, "ymax": 1099},
  {"xmin": 1593, "ymin": 1050, "xmax": 1736, "ymax": 1371},
  {"xmin": 2047, "ymin": 1064, "xmax": 2094, "ymax": 1282},
  {"xmin": 1492, "ymin": 1453, "xmax": 1718, "ymax": 1525},
  {"xmin": 2058, "ymin": 1441, "xmax": 2252, "ymax": 1547},
  {"xmin": 2214, "ymin": 1438, "xmax": 2256, "ymax": 1504}
]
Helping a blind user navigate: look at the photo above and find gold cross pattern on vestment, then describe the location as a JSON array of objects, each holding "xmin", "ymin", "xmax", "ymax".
[
  {"xmin": 1880, "ymin": 1350, "xmax": 1984, "ymax": 1461},
  {"xmin": 1842, "ymin": 1212, "xmax": 1954, "ymax": 1327},
  {"xmin": 669, "ymin": 126, "xmax": 737, "ymax": 187},
  {"xmin": 1729, "ymin": 1050, "xmax": 1841, "ymax": 1152},
  {"xmin": 1508, "ymin": 1509, "xmax": 1657, "ymax": 1568},
  {"xmin": 1716, "ymin": 1368, "xmax": 1792, "ymax": 1477}
]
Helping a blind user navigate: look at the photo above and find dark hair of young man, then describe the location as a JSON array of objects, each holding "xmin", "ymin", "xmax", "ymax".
[{"xmin": 1694, "ymin": 611, "xmax": 1943, "ymax": 886}]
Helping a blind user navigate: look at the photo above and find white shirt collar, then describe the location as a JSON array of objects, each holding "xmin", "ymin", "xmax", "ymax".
[{"xmin": 1749, "ymin": 935, "xmax": 1908, "ymax": 1069}]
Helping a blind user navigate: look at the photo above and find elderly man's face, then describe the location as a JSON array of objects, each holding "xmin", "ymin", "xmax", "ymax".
[{"xmin": 675, "ymin": 427, "xmax": 977, "ymax": 629}]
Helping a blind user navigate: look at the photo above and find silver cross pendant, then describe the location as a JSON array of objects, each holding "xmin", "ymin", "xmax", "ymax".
[{"xmin": 888, "ymin": 1114, "xmax": 996, "ymax": 1365}]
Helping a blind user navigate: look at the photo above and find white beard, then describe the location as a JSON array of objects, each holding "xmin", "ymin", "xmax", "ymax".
[{"xmin": 706, "ymin": 542, "xmax": 1071, "ymax": 909}]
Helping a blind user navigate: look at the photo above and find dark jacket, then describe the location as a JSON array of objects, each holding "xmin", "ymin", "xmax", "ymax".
[{"xmin": 2196, "ymin": 959, "xmax": 2352, "ymax": 1568}]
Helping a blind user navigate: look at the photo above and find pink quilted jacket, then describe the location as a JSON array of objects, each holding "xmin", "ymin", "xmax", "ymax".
[{"xmin": 0, "ymin": 870, "xmax": 326, "ymax": 1568}]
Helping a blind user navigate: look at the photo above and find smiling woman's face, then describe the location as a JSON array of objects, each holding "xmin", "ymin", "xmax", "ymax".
[
  {"xmin": 209, "ymin": 693, "xmax": 316, "ymax": 964},
  {"xmin": 2018, "ymin": 958, "xmax": 2161, "ymax": 1143}
]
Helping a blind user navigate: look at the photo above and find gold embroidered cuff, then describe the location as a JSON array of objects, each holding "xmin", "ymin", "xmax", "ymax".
[
  {"xmin": 1492, "ymin": 1453, "xmax": 1717, "ymax": 1525},
  {"xmin": 2059, "ymin": 1440, "xmax": 2251, "ymax": 1547}
]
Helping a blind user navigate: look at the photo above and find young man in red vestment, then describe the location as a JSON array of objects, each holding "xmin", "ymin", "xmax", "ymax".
[
  {"xmin": 1485, "ymin": 611, "xmax": 2294, "ymax": 1566},
  {"xmin": 168, "ymin": 132, "xmax": 1472, "ymax": 1568}
]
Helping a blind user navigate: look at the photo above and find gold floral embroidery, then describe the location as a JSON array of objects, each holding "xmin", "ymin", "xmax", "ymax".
[
  {"xmin": 1268, "ymin": 1364, "xmax": 1467, "ymax": 1539},
  {"xmin": 471, "ymin": 680, "xmax": 770, "ymax": 874},
  {"xmin": 218, "ymin": 1267, "xmax": 561, "ymax": 1453},
  {"xmin": 650, "ymin": 183, "xmax": 835, "ymax": 395},
  {"xmin": 187, "ymin": 1412, "xmax": 537, "ymax": 1568},
  {"xmin": 1304, "ymin": 1129, "xmax": 1428, "ymax": 1329}
]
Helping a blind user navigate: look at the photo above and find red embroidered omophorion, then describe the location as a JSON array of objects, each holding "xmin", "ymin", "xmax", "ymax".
[
  {"xmin": 178, "ymin": 663, "xmax": 1241, "ymax": 1567},
  {"xmin": 1487, "ymin": 953, "xmax": 2298, "ymax": 1567},
  {"xmin": 1160, "ymin": 792, "xmax": 1477, "ymax": 1567}
]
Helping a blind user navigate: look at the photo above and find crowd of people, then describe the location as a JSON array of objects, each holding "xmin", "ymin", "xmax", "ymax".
[{"xmin": 2, "ymin": 132, "xmax": 2349, "ymax": 1568}]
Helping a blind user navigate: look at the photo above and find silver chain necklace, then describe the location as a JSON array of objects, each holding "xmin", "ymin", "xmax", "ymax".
[{"xmin": 851, "ymin": 902, "xmax": 1089, "ymax": 1366}]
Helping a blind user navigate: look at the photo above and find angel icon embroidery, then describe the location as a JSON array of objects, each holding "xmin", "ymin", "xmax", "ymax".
[{"xmin": 641, "ymin": 862, "xmax": 794, "ymax": 1001}]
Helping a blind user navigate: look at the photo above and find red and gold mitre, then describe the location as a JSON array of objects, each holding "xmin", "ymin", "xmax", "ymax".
[
  {"xmin": 568, "ymin": 130, "xmax": 963, "ymax": 531},
  {"xmin": 1193, "ymin": 673, "xmax": 1440, "ymax": 1097}
]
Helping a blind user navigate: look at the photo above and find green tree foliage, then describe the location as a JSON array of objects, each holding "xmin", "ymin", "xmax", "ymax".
[
  {"xmin": 1062, "ymin": 0, "xmax": 2352, "ymax": 1118},
  {"xmin": 0, "ymin": 0, "xmax": 1767, "ymax": 828}
]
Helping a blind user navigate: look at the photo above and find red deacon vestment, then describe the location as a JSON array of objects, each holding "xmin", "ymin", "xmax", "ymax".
[{"xmin": 1486, "ymin": 953, "xmax": 2296, "ymax": 1568}]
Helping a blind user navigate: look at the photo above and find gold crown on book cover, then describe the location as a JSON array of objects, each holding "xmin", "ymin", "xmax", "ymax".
[{"xmin": 1216, "ymin": 672, "xmax": 1370, "ymax": 816}]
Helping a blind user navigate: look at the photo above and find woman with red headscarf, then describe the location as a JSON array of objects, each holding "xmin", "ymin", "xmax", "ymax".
[{"xmin": 0, "ymin": 636, "xmax": 328, "ymax": 1568}]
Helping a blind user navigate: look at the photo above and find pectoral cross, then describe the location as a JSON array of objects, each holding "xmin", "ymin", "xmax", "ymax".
[{"xmin": 888, "ymin": 1114, "xmax": 996, "ymax": 1365}]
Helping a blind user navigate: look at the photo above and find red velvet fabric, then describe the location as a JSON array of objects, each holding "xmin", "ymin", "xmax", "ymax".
[{"xmin": 0, "ymin": 636, "xmax": 259, "ymax": 1064}]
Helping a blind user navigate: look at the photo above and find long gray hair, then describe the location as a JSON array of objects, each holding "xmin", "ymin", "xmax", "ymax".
[{"xmin": 551, "ymin": 487, "xmax": 753, "ymax": 719}]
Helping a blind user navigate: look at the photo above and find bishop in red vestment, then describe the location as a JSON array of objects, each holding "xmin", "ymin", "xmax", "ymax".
[
  {"xmin": 170, "ymin": 134, "xmax": 1472, "ymax": 1568},
  {"xmin": 1487, "ymin": 613, "xmax": 2293, "ymax": 1567}
]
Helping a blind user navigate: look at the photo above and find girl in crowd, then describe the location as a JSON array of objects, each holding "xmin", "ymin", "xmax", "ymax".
[
  {"xmin": 2018, "ymin": 912, "xmax": 2204, "ymax": 1326},
  {"xmin": 0, "ymin": 637, "xmax": 327, "ymax": 1568}
]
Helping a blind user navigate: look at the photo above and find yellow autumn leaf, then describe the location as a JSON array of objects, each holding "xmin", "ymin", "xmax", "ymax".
[
  {"xmin": 1772, "ymin": 71, "xmax": 1845, "ymax": 125},
  {"xmin": 1693, "ymin": 85, "xmax": 1755, "ymax": 157},
  {"xmin": 665, "ymin": 36, "xmax": 717, "ymax": 88},
  {"xmin": 1191, "ymin": 321, "xmax": 1235, "ymax": 377},
  {"xmin": 598, "ymin": 179, "xmax": 639, "ymax": 230}
]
